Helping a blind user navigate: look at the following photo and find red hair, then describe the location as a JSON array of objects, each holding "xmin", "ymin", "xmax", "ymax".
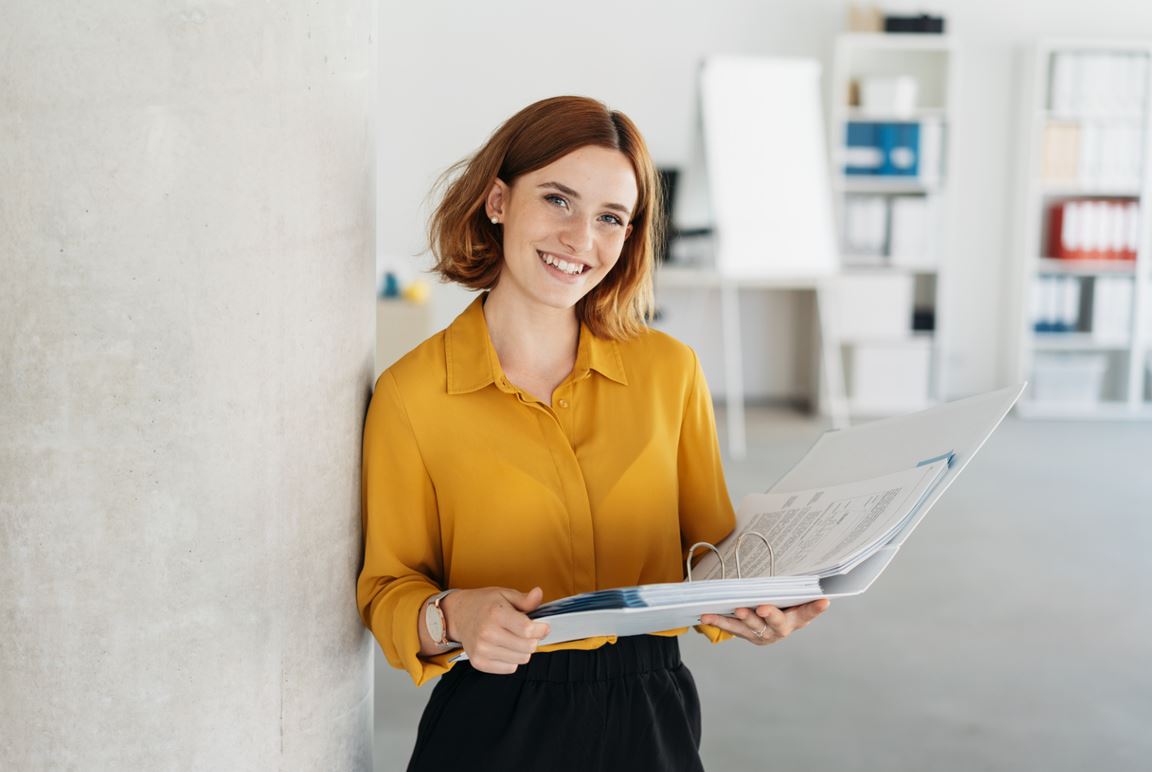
[{"xmin": 428, "ymin": 96, "xmax": 660, "ymax": 340}]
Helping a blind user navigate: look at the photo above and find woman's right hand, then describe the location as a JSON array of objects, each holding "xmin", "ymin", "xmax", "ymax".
[{"xmin": 439, "ymin": 586, "xmax": 551, "ymax": 675}]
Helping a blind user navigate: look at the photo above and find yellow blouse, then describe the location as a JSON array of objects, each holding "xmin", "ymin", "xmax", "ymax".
[{"xmin": 357, "ymin": 295, "xmax": 736, "ymax": 686}]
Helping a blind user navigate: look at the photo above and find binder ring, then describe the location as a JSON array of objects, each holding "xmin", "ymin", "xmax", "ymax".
[
  {"xmin": 686, "ymin": 541, "xmax": 725, "ymax": 582},
  {"xmin": 735, "ymin": 531, "xmax": 775, "ymax": 578}
]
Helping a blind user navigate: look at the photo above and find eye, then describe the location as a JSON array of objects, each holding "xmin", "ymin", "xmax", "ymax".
[
  {"xmin": 544, "ymin": 193, "xmax": 569, "ymax": 209},
  {"xmin": 599, "ymin": 213, "xmax": 625, "ymax": 227}
]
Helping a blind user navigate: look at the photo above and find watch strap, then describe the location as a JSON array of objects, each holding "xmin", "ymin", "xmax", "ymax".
[{"xmin": 427, "ymin": 589, "xmax": 459, "ymax": 648}]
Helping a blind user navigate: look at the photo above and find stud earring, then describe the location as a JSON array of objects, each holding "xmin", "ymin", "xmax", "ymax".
[{"xmin": 491, "ymin": 216, "xmax": 499, "ymax": 224}]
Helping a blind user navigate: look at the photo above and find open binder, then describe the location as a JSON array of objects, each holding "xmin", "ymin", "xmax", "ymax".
[{"xmin": 458, "ymin": 384, "xmax": 1024, "ymax": 655}]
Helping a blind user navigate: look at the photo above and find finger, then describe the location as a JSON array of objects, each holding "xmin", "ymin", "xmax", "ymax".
[
  {"xmin": 753, "ymin": 605, "xmax": 790, "ymax": 634},
  {"xmin": 737, "ymin": 608, "xmax": 777, "ymax": 641},
  {"xmin": 471, "ymin": 639, "xmax": 538, "ymax": 669},
  {"xmin": 808, "ymin": 598, "xmax": 831, "ymax": 614},
  {"xmin": 704, "ymin": 608, "xmax": 758, "ymax": 630},
  {"xmin": 477, "ymin": 624, "xmax": 541, "ymax": 656},
  {"xmin": 764, "ymin": 598, "xmax": 829, "ymax": 618},
  {"xmin": 700, "ymin": 612, "xmax": 769, "ymax": 643},
  {"xmin": 781, "ymin": 599, "xmax": 830, "ymax": 629},
  {"xmin": 493, "ymin": 600, "xmax": 550, "ymax": 641},
  {"xmin": 470, "ymin": 650, "xmax": 527, "ymax": 675},
  {"xmin": 504, "ymin": 586, "xmax": 544, "ymax": 613}
]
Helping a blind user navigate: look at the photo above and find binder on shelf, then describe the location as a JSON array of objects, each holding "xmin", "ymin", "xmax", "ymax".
[
  {"xmin": 1032, "ymin": 276, "xmax": 1082, "ymax": 334},
  {"xmin": 1042, "ymin": 120, "xmax": 1081, "ymax": 182},
  {"xmin": 844, "ymin": 121, "xmax": 920, "ymax": 177},
  {"xmin": 842, "ymin": 194, "xmax": 889, "ymax": 256},
  {"xmin": 843, "ymin": 120, "xmax": 944, "ymax": 183},
  {"xmin": 1048, "ymin": 200, "xmax": 1140, "ymax": 261},
  {"xmin": 918, "ymin": 117, "xmax": 945, "ymax": 186},
  {"xmin": 1047, "ymin": 52, "xmax": 1148, "ymax": 187},
  {"xmin": 1089, "ymin": 276, "xmax": 1133, "ymax": 343},
  {"xmin": 1019, "ymin": 43, "xmax": 1150, "ymax": 419},
  {"xmin": 451, "ymin": 387, "xmax": 1024, "ymax": 652},
  {"xmin": 889, "ymin": 195, "xmax": 934, "ymax": 266},
  {"xmin": 1061, "ymin": 276, "xmax": 1082, "ymax": 332},
  {"xmin": 1049, "ymin": 51, "xmax": 1149, "ymax": 117},
  {"xmin": 844, "ymin": 121, "xmax": 887, "ymax": 176}
]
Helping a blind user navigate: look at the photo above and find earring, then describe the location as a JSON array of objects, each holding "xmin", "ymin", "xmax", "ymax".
[{"xmin": 490, "ymin": 216, "xmax": 499, "ymax": 224}]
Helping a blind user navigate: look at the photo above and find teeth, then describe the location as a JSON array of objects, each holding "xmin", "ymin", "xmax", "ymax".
[{"xmin": 540, "ymin": 253, "xmax": 584, "ymax": 275}]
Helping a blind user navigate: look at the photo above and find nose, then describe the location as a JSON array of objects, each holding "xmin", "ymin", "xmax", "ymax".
[{"xmin": 559, "ymin": 215, "xmax": 594, "ymax": 254}]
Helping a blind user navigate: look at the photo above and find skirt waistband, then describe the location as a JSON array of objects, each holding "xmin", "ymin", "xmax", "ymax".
[{"xmin": 457, "ymin": 635, "xmax": 682, "ymax": 683}]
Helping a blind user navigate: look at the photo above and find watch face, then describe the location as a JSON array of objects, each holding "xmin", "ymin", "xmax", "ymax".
[{"xmin": 426, "ymin": 602, "xmax": 445, "ymax": 644}]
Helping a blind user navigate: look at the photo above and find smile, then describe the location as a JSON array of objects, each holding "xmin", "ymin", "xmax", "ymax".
[{"xmin": 538, "ymin": 251, "xmax": 587, "ymax": 276}]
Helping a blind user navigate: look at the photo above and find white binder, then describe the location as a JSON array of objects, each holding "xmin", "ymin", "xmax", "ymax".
[{"xmin": 459, "ymin": 384, "xmax": 1025, "ymax": 653}]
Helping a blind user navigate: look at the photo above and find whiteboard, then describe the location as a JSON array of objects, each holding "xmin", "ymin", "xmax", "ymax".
[{"xmin": 700, "ymin": 56, "xmax": 838, "ymax": 278}]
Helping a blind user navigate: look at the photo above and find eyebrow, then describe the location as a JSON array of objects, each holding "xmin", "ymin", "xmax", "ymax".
[{"xmin": 538, "ymin": 181, "xmax": 633, "ymax": 217}]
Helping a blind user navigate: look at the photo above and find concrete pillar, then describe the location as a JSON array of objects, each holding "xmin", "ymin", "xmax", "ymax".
[{"xmin": 1, "ymin": 3, "xmax": 375, "ymax": 768}]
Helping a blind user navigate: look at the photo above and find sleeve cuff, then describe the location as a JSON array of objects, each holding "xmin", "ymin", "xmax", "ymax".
[
  {"xmin": 695, "ymin": 623, "xmax": 734, "ymax": 643},
  {"xmin": 369, "ymin": 582, "xmax": 458, "ymax": 687}
]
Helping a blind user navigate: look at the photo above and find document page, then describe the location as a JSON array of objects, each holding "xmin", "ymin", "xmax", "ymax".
[{"xmin": 694, "ymin": 460, "xmax": 948, "ymax": 581}]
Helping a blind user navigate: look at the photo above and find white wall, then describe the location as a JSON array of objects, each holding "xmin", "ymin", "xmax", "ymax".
[{"xmin": 379, "ymin": 0, "xmax": 1152, "ymax": 400}]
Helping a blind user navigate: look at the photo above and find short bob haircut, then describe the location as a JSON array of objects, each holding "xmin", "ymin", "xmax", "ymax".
[{"xmin": 429, "ymin": 96, "xmax": 661, "ymax": 341}]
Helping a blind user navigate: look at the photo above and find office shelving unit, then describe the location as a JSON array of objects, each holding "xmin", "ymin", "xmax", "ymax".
[
  {"xmin": 828, "ymin": 33, "xmax": 957, "ymax": 415},
  {"xmin": 1010, "ymin": 40, "xmax": 1152, "ymax": 418}
]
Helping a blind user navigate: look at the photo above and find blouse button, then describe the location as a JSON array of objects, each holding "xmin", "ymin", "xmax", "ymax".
[{"xmin": 558, "ymin": 399, "xmax": 570, "ymax": 408}]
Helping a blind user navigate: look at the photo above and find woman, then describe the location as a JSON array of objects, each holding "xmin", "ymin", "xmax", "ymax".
[{"xmin": 357, "ymin": 96, "xmax": 829, "ymax": 771}]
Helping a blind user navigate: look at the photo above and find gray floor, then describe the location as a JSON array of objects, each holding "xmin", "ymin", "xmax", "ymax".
[{"xmin": 371, "ymin": 407, "xmax": 1152, "ymax": 771}]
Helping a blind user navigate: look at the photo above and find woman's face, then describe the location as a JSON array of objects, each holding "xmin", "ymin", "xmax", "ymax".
[{"xmin": 486, "ymin": 145, "xmax": 638, "ymax": 314}]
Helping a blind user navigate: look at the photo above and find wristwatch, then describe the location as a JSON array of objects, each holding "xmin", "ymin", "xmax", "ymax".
[{"xmin": 424, "ymin": 589, "xmax": 457, "ymax": 648}]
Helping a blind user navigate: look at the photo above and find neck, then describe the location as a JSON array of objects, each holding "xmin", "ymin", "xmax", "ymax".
[{"xmin": 482, "ymin": 286, "xmax": 580, "ymax": 378}]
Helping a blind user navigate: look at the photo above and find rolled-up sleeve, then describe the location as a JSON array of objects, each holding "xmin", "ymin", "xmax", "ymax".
[
  {"xmin": 676, "ymin": 350, "xmax": 737, "ymax": 643},
  {"xmin": 356, "ymin": 371, "xmax": 454, "ymax": 686}
]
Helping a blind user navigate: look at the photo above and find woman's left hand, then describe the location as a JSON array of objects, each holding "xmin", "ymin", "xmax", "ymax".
[{"xmin": 700, "ymin": 598, "xmax": 830, "ymax": 646}]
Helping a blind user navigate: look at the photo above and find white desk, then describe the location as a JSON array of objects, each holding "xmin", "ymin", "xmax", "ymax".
[{"xmin": 655, "ymin": 267, "xmax": 849, "ymax": 459}]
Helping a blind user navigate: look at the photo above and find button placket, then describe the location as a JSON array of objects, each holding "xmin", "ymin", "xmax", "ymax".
[
  {"xmin": 534, "ymin": 408, "xmax": 595, "ymax": 595},
  {"xmin": 552, "ymin": 383, "xmax": 578, "ymax": 442}
]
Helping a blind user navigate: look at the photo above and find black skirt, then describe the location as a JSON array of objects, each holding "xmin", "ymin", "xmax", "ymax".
[{"xmin": 408, "ymin": 635, "xmax": 704, "ymax": 772}]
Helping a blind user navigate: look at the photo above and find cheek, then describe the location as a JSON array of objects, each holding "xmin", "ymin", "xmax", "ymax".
[
  {"xmin": 599, "ymin": 247, "xmax": 626, "ymax": 276},
  {"xmin": 602, "ymin": 235, "xmax": 628, "ymax": 266}
]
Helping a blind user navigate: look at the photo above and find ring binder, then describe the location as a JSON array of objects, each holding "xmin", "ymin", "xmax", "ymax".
[
  {"xmin": 685, "ymin": 542, "xmax": 725, "ymax": 582},
  {"xmin": 506, "ymin": 386, "xmax": 1023, "ymax": 651},
  {"xmin": 736, "ymin": 531, "xmax": 776, "ymax": 578},
  {"xmin": 686, "ymin": 532, "xmax": 775, "ymax": 582}
]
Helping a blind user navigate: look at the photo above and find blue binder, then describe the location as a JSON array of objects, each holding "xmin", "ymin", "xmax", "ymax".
[{"xmin": 844, "ymin": 121, "xmax": 921, "ymax": 177}]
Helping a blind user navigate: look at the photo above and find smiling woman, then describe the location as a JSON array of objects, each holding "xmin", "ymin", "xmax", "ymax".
[
  {"xmin": 429, "ymin": 96, "xmax": 659, "ymax": 340},
  {"xmin": 357, "ymin": 96, "xmax": 829, "ymax": 771}
]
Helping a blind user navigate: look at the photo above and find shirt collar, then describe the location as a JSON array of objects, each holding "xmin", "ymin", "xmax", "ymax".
[{"xmin": 445, "ymin": 294, "xmax": 629, "ymax": 395}]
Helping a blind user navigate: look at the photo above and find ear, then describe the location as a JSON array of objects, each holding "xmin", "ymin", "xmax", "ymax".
[
  {"xmin": 485, "ymin": 178, "xmax": 510, "ymax": 222},
  {"xmin": 624, "ymin": 223, "xmax": 633, "ymax": 240}
]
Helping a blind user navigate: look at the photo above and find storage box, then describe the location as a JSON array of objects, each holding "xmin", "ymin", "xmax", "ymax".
[
  {"xmin": 1031, "ymin": 354, "xmax": 1107, "ymax": 406},
  {"xmin": 847, "ymin": 339, "xmax": 933, "ymax": 414},
  {"xmin": 860, "ymin": 76, "xmax": 919, "ymax": 116},
  {"xmin": 834, "ymin": 272, "xmax": 914, "ymax": 340}
]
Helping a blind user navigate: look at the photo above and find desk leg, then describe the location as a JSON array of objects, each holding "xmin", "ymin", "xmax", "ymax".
[
  {"xmin": 815, "ymin": 280, "xmax": 850, "ymax": 430},
  {"xmin": 719, "ymin": 280, "xmax": 747, "ymax": 459}
]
